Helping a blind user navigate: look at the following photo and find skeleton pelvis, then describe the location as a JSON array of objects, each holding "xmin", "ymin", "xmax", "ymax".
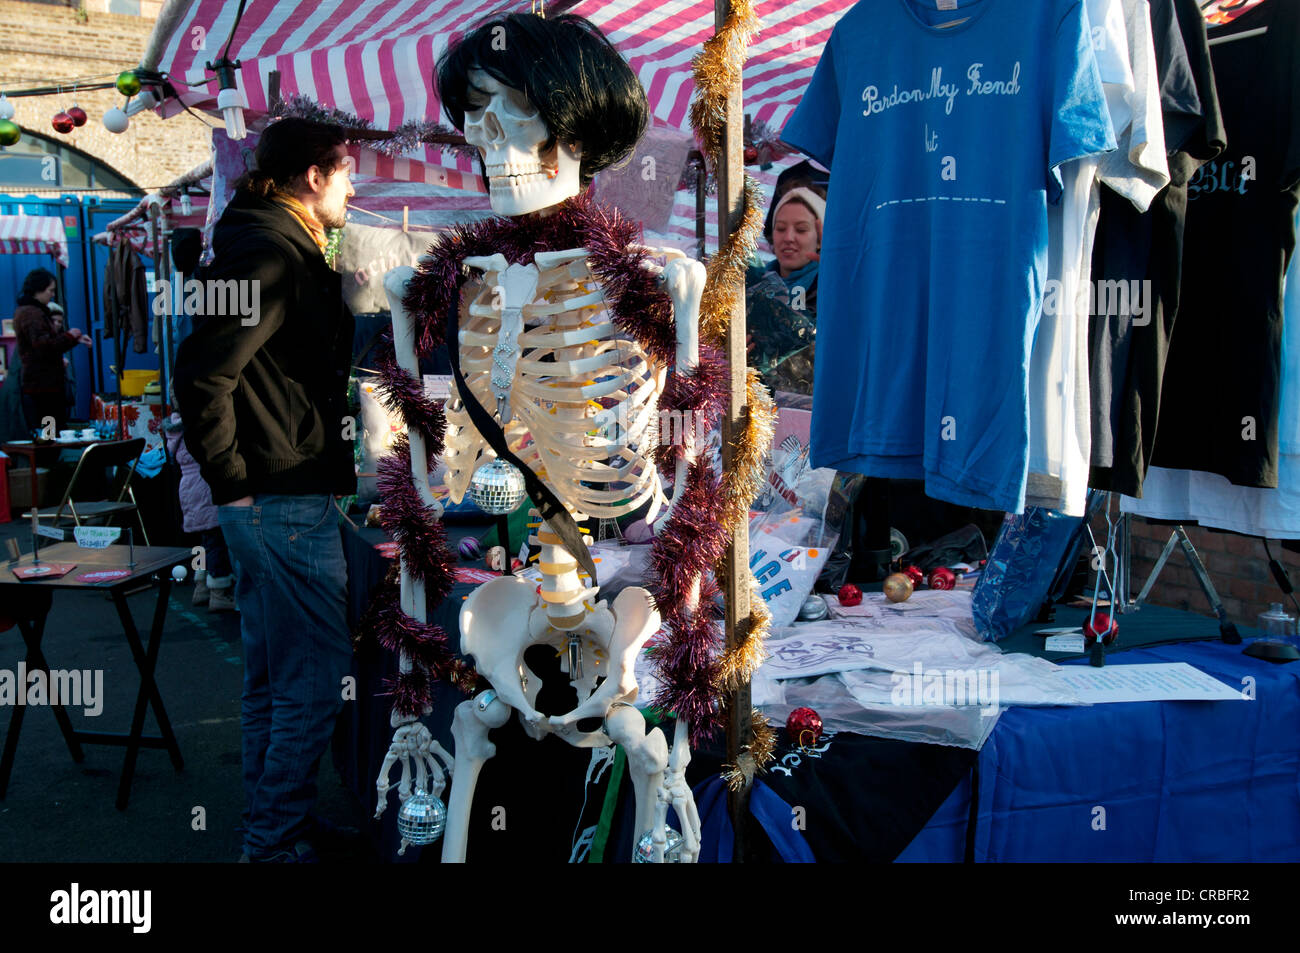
[{"xmin": 459, "ymin": 575, "xmax": 661, "ymax": 745}]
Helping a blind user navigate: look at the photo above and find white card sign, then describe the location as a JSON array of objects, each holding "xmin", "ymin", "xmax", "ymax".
[
  {"xmin": 1058, "ymin": 663, "xmax": 1244, "ymax": 704},
  {"xmin": 73, "ymin": 526, "xmax": 122, "ymax": 549},
  {"xmin": 35, "ymin": 523, "xmax": 65, "ymax": 541},
  {"xmin": 1044, "ymin": 634, "xmax": 1087, "ymax": 653},
  {"xmin": 423, "ymin": 375, "xmax": 452, "ymax": 400}
]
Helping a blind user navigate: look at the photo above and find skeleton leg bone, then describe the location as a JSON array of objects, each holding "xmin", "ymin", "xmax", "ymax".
[
  {"xmin": 604, "ymin": 702, "xmax": 668, "ymax": 859},
  {"xmin": 441, "ymin": 693, "xmax": 511, "ymax": 863}
]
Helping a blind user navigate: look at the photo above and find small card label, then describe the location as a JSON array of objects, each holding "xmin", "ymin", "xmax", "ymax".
[
  {"xmin": 1045, "ymin": 634, "xmax": 1087, "ymax": 653},
  {"xmin": 937, "ymin": 0, "xmax": 958, "ymax": 9},
  {"xmin": 423, "ymin": 375, "xmax": 453, "ymax": 400},
  {"xmin": 74, "ymin": 526, "xmax": 122, "ymax": 549},
  {"xmin": 77, "ymin": 569, "xmax": 132, "ymax": 584},
  {"xmin": 35, "ymin": 523, "xmax": 65, "ymax": 541}
]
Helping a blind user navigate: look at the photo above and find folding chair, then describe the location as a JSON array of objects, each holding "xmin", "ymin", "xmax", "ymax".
[{"xmin": 35, "ymin": 437, "xmax": 151, "ymax": 545}]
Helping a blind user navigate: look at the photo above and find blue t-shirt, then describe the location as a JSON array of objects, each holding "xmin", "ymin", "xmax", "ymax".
[{"xmin": 781, "ymin": 0, "xmax": 1114, "ymax": 512}]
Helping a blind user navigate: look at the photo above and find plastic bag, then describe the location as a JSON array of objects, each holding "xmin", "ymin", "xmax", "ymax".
[{"xmin": 971, "ymin": 507, "xmax": 1083, "ymax": 641}]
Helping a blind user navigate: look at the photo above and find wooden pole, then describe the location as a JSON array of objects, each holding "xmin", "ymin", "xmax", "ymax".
[{"xmin": 714, "ymin": 0, "xmax": 753, "ymax": 863}]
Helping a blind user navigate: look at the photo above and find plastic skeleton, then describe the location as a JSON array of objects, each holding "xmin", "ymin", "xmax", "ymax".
[{"xmin": 375, "ymin": 68, "xmax": 707, "ymax": 862}]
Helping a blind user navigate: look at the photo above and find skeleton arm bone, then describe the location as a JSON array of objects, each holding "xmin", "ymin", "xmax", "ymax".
[{"xmin": 652, "ymin": 257, "xmax": 706, "ymax": 532}]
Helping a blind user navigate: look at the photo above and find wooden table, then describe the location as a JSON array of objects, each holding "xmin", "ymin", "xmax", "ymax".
[{"xmin": 0, "ymin": 541, "xmax": 190, "ymax": 809}]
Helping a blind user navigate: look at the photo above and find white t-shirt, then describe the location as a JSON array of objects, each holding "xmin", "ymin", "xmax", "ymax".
[{"xmin": 1028, "ymin": 0, "xmax": 1169, "ymax": 517}]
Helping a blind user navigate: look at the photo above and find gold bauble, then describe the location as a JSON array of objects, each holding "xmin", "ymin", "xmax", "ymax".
[{"xmin": 883, "ymin": 573, "xmax": 914, "ymax": 603}]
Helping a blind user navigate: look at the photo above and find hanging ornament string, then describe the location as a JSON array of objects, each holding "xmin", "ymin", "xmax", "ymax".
[{"xmin": 270, "ymin": 94, "xmax": 479, "ymax": 161}]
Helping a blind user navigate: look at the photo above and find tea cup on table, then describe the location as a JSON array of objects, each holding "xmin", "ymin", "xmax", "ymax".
[
  {"xmin": 59, "ymin": 430, "xmax": 78, "ymax": 441},
  {"xmin": 79, "ymin": 428, "xmax": 96, "ymax": 440}
]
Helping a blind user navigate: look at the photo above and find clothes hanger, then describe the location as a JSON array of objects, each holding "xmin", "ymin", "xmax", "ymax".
[{"xmin": 1202, "ymin": 0, "xmax": 1269, "ymax": 45}]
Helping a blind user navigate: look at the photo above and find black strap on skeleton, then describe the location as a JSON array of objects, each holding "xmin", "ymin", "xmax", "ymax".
[{"xmin": 445, "ymin": 286, "xmax": 600, "ymax": 587}]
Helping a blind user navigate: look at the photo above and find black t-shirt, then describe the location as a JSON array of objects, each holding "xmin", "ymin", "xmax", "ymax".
[
  {"xmin": 1148, "ymin": 0, "xmax": 1300, "ymax": 488},
  {"xmin": 1089, "ymin": 0, "xmax": 1227, "ymax": 496}
]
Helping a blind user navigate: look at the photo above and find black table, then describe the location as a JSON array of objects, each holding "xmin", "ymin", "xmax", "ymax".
[{"xmin": 0, "ymin": 541, "xmax": 189, "ymax": 809}]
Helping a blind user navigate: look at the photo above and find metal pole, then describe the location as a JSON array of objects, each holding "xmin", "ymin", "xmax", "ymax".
[
  {"xmin": 714, "ymin": 0, "xmax": 753, "ymax": 863},
  {"xmin": 694, "ymin": 151, "xmax": 707, "ymax": 260}
]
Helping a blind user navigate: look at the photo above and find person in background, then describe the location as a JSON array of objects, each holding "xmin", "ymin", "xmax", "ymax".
[
  {"xmin": 174, "ymin": 117, "xmax": 356, "ymax": 864},
  {"xmin": 13, "ymin": 268, "xmax": 91, "ymax": 435},
  {"xmin": 47, "ymin": 302, "xmax": 77, "ymax": 421},
  {"xmin": 745, "ymin": 184, "xmax": 825, "ymax": 394},
  {"xmin": 164, "ymin": 412, "xmax": 237, "ymax": 612}
]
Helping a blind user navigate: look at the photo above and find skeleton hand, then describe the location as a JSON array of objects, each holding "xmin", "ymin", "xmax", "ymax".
[
  {"xmin": 374, "ymin": 718, "xmax": 454, "ymax": 819},
  {"xmin": 650, "ymin": 719, "xmax": 701, "ymax": 862}
]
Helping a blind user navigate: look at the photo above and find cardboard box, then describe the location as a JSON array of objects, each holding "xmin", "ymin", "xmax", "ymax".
[{"xmin": 7, "ymin": 466, "xmax": 51, "ymax": 510}]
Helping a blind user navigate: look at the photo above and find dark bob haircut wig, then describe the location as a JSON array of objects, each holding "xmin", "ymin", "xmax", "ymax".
[{"xmin": 437, "ymin": 13, "xmax": 648, "ymax": 186}]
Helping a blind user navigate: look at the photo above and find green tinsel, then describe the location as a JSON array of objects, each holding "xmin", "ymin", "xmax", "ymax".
[{"xmin": 325, "ymin": 227, "xmax": 344, "ymax": 268}]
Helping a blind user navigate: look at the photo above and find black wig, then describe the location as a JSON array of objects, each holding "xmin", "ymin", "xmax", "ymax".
[{"xmin": 436, "ymin": 13, "xmax": 648, "ymax": 186}]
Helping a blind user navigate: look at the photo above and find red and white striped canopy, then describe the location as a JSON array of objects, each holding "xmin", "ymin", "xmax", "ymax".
[
  {"xmin": 0, "ymin": 214, "xmax": 69, "ymax": 267},
  {"xmin": 153, "ymin": 0, "xmax": 847, "ymax": 250}
]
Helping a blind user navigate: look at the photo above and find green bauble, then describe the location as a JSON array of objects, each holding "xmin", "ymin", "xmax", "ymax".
[
  {"xmin": 116, "ymin": 71, "xmax": 141, "ymax": 96},
  {"xmin": 0, "ymin": 119, "xmax": 20, "ymax": 147}
]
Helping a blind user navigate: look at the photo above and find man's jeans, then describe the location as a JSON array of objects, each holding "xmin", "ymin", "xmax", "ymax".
[{"xmin": 218, "ymin": 494, "xmax": 350, "ymax": 857}]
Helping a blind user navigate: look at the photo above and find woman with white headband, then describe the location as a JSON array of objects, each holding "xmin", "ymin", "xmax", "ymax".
[{"xmin": 746, "ymin": 182, "xmax": 826, "ymax": 394}]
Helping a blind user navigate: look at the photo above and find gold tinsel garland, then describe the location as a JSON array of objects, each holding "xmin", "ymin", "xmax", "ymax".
[
  {"xmin": 688, "ymin": 0, "xmax": 761, "ymax": 163},
  {"xmin": 720, "ymin": 708, "xmax": 778, "ymax": 790},
  {"xmin": 699, "ymin": 177, "xmax": 766, "ymax": 344},
  {"xmin": 688, "ymin": 0, "xmax": 777, "ymax": 791}
]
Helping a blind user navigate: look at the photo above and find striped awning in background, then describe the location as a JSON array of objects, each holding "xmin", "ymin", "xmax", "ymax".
[
  {"xmin": 0, "ymin": 214, "xmax": 70, "ymax": 266},
  {"xmin": 152, "ymin": 0, "xmax": 848, "ymax": 250}
]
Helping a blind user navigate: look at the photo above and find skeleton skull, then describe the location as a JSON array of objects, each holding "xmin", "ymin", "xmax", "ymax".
[{"xmin": 463, "ymin": 69, "xmax": 582, "ymax": 216}]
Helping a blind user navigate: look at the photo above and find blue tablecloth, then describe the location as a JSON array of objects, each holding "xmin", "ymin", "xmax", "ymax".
[{"xmin": 896, "ymin": 639, "xmax": 1300, "ymax": 862}]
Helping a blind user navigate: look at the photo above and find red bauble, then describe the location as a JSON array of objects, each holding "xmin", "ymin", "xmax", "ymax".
[
  {"xmin": 786, "ymin": 707, "xmax": 823, "ymax": 747},
  {"xmin": 1084, "ymin": 612, "xmax": 1119, "ymax": 646},
  {"xmin": 52, "ymin": 111, "xmax": 74, "ymax": 134},
  {"xmin": 67, "ymin": 106, "xmax": 88, "ymax": 127},
  {"xmin": 927, "ymin": 567, "xmax": 956, "ymax": 590},
  {"xmin": 743, "ymin": 145, "xmax": 759, "ymax": 164},
  {"xmin": 837, "ymin": 583, "xmax": 862, "ymax": 607},
  {"xmin": 903, "ymin": 565, "xmax": 924, "ymax": 586}
]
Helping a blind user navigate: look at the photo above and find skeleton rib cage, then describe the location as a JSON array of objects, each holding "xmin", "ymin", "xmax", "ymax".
[{"xmin": 443, "ymin": 249, "xmax": 670, "ymax": 523}]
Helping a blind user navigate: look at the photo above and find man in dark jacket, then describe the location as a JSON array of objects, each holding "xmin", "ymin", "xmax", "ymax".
[{"xmin": 174, "ymin": 118, "xmax": 356, "ymax": 863}]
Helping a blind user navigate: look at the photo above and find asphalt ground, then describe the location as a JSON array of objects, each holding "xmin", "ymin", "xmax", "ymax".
[{"xmin": 0, "ymin": 516, "xmax": 368, "ymax": 863}]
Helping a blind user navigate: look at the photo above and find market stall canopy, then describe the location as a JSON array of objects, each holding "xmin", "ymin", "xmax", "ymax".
[
  {"xmin": 0, "ymin": 213, "xmax": 69, "ymax": 266},
  {"xmin": 150, "ymin": 0, "xmax": 847, "ymax": 190}
]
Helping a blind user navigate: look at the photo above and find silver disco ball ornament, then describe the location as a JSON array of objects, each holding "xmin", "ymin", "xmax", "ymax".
[
  {"xmin": 797, "ymin": 594, "xmax": 828, "ymax": 622},
  {"xmin": 633, "ymin": 827, "xmax": 685, "ymax": 863},
  {"xmin": 396, "ymin": 789, "xmax": 447, "ymax": 851},
  {"xmin": 469, "ymin": 459, "xmax": 527, "ymax": 515}
]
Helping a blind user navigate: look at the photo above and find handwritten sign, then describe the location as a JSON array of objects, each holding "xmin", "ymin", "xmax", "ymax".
[
  {"xmin": 73, "ymin": 526, "xmax": 122, "ymax": 549},
  {"xmin": 423, "ymin": 375, "xmax": 453, "ymax": 400},
  {"xmin": 35, "ymin": 523, "xmax": 65, "ymax": 541}
]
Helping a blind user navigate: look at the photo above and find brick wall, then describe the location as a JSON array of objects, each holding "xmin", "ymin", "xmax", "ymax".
[
  {"xmin": 1096, "ymin": 499, "xmax": 1300, "ymax": 630},
  {"xmin": 0, "ymin": 0, "xmax": 209, "ymax": 188}
]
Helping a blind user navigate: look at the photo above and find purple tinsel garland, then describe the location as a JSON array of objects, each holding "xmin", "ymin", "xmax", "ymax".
[{"xmin": 378, "ymin": 193, "xmax": 732, "ymax": 741}]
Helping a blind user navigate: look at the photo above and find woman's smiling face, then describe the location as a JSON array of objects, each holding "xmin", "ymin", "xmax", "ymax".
[{"xmin": 772, "ymin": 200, "xmax": 820, "ymax": 277}]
